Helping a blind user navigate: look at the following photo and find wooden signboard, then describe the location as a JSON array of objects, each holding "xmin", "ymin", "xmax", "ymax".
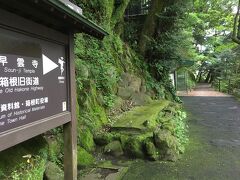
[{"xmin": 0, "ymin": 0, "xmax": 107, "ymax": 179}]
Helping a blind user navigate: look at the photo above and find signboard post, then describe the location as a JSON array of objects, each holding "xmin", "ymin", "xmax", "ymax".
[
  {"xmin": 63, "ymin": 32, "xmax": 78, "ymax": 179},
  {"xmin": 0, "ymin": 1, "xmax": 108, "ymax": 179}
]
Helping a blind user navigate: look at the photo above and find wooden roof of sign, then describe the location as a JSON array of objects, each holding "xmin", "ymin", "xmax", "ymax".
[{"xmin": 0, "ymin": 0, "xmax": 108, "ymax": 39}]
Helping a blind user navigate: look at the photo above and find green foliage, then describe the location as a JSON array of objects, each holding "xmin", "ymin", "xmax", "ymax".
[
  {"xmin": 75, "ymin": 34, "xmax": 120, "ymax": 102},
  {"xmin": 77, "ymin": 147, "xmax": 95, "ymax": 167},
  {"xmin": 103, "ymin": 94, "xmax": 116, "ymax": 108},
  {"xmin": 72, "ymin": 0, "xmax": 196, "ymax": 167},
  {"xmin": 157, "ymin": 104, "xmax": 189, "ymax": 154},
  {"xmin": 174, "ymin": 110, "xmax": 189, "ymax": 153},
  {"xmin": 8, "ymin": 156, "xmax": 46, "ymax": 180},
  {"xmin": 124, "ymin": 1, "xmax": 199, "ymax": 101},
  {"xmin": 187, "ymin": 0, "xmax": 238, "ymax": 83},
  {"xmin": 0, "ymin": 136, "xmax": 48, "ymax": 179},
  {"xmin": 78, "ymin": 128, "xmax": 95, "ymax": 152},
  {"xmin": 47, "ymin": 136, "xmax": 63, "ymax": 164}
]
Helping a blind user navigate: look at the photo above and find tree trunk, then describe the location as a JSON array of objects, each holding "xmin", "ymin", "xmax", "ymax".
[
  {"xmin": 111, "ymin": 0, "xmax": 130, "ymax": 34},
  {"xmin": 138, "ymin": 0, "xmax": 165, "ymax": 55},
  {"xmin": 205, "ymin": 69, "xmax": 213, "ymax": 83}
]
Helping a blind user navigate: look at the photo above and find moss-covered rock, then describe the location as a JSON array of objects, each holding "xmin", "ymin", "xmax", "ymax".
[
  {"xmin": 142, "ymin": 120, "xmax": 151, "ymax": 127},
  {"xmin": 94, "ymin": 132, "xmax": 114, "ymax": 146},
  {"xmin": 45, "ymin": 136, "xmax": 62, "ymax": 163},
  {"xmin": 163, "ymin": 149, "xmax": 179, "ymax": 162},
  {"xmin": 130, "ymin": 92, "xmax": 152, "ymax": 106},
  {"xmin": 140, "ymin": 85, "xmax": 147, "ymax": 93},
  {"xmin": 112, "ymin": 100, "xmax": 169, "ymax": 130},
  {"xmin": 112, "ymin": 96, "xmax": 124, "ymax": 110},
  {"xmin": 79, "ymin": 128, "xmax": 95, "ymax": 152},
  {"xmin": 144, "ymin": 140, "xmax": 159, "ymax": 161},
  {"xmin": 117, "ymin": 87, "xmax": 134, "ymax": 99},
  {"xmin": 123, "ymin": 137, "xmax": 144, "ymax": 158},
  {"xmin": 119, "ymin": 134, "xmax": 129, "ymax": 147},
  {"xmin": 77, "ymin": 147, "xmax": 95, "ymax": 167},
  {"xmin": 129, "ymin": 76, "xmax": 142, "ymax": 92},
  {"xmin": 44, "ymin": 162, "xmax": 64, "ymax": 180},
  {"xmin": 154, "ymin": 129, "xmax": 178, "ymax": 151},
  {"xmin": 119, "ymin": 73, "xmax": 132, "ymax": 87},
  {"xmin": 153, "ymin": 128, "xmax": 179, "ymax": 161},
  {"xmin": 104, "ymin": 141, "xmax": 124, "ymax": 157},
  {"xmin": 162, "ymin": 120, "xmax": 176, "ymax": 133}
]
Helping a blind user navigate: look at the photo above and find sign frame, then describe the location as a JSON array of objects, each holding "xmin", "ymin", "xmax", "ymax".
[
  {"xmin": 0, "ymin": 8, "xmax": 77, "ymax": 179},
  {"xmin": 0, "ymin": 1, "xmax": 108, "ymax": 178}
]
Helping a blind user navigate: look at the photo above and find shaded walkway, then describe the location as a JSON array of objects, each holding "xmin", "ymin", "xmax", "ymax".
[
  {"xmin": 177, "ymin": 83, "xmax": 232, "ymax": 97},
  {"xmin": 123, "ymin": 84, "xmax": 240, "ymax": 180}
]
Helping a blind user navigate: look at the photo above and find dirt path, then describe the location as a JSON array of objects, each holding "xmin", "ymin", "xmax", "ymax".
[
  {"xmin": 177, "ymin": 83, "xmax": 232, "ymax": 97},
  {"xmin": 123, "ymin": 84, "xmax": 240, "ymax": 180}
]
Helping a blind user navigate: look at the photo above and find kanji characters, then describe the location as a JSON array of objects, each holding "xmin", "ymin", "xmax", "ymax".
[
  {"xmin": 0, "ymin": 56, "xmax": 8, "ymax": 66},
  {"xmin": 33, "ymin": 77, "xmax": 39, "ymax": 85},
  {"xmin": 0, "ymin": 77, "xmax": 40, "ymax": 87},
  {"xmin": 17, "ymin": 58, "xmax": 25, "ymax": 67},
  {"xmin": 0, "ymin": 77, "xmax": 9, "ymax": 87},
  {"xmin": 9, "ymin": 77, "xmax": 18, "ymax": 87},
  {"xmin": 25, "ymin": 97, "xmax": 49, "ymax": 107},
  {"xmin": 0, "ymin": 102, "xmax": 20, "ymax": 112}
]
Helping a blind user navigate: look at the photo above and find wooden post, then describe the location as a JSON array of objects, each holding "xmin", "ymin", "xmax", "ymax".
[
  {"xmin": 185, "ymin": 71, "xmax": 188, "ymax": 94},
  {"xmin": 174, "ymin": 71, "xmax": 177, "ymax": 91},
  {"xmin": 228, "ymin": 79, "xmax": 231, "ymax": 94},
  {"xmin": 63, "ymin": 32, "xmax": 77, "ymax": 180},
  {"xmin": 218, "ymin": 79, "xmax": 221, "ymax": 92}
]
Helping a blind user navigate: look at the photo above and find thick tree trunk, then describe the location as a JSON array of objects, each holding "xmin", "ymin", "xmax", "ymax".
[
  {"xmin": 232, "ymin": 0, "xmax": 240, "ymax": 44},
  {"xmin": 138, "ymin": 0, "xmax": 165, "ymax": 55},
  {"xmin": 111, "ymin": 0, "xmax": 130, "ymax": 34},
  {"xmin": 205, "ymin": 69, "xmax": 213, "ymax": 83},
  {"xmin": 197, "ymin": 71, "xmax": 202, "ymax": 82},
  {"xmin": 209, "ymin": 73, "xmax": 215, "ymax": 83}
]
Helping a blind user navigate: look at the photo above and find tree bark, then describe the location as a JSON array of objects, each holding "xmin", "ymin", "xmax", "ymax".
[
  {"xmin": 232, "ymin": 0, "xmax": 240, "ymax": 44},
  {"xmin": 205, "ymin": 69, "xmax": 212, "ymax": 83},
  {"xmin": 138, "ymin": 0, "xmax": 165, "ymax": 55},
  {"xmin": 111, "ymin": 0, "xmax": 130, "ymax": 34}
]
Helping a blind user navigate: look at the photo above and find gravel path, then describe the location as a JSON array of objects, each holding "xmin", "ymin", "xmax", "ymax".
[{"xmin": 123, "ymin": 84, "xmax": 240, "ymax": 180}]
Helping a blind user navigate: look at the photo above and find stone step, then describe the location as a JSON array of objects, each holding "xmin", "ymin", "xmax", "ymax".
[{"xmin": 111, "ymin": 100, "xmax": 170, "ymax": 132}]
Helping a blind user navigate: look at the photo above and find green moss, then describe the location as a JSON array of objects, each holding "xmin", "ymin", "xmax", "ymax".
[
  {"xmin": 155, "ymin": 103, "xmax": 188, "ymax": 155},
  {"xmin": 77, "ymin": 147, "xmax": 95, "ymax": 167},
  {"xmin": 0, "ymin": 136, "xmax": 48, "ymax": 179},
  {"xmin": 119, "ymin": 134, "xmax": 129, "ymax": 147},
  {"xmin": 86, "ymin": 81, "xmax": 108, "ymax": 125},
  {"xmin": 123, "ymin": 137, "xmax": 144, "ymax": 158},
  {"xmin": 104, "ymin": 141, "xmax": 124, "ymax": 157},
  {"xmin": 153, "ymin": 129, "xmax": 179, "ymax": 159},
  {"xmin": 111, "ymin": 0, "xmax": 130, "ymax": 30},
  {"xmin": 79, "ymin": 128, "xmax": 95, "ymax": 152},
  {"xmin": 44, "ymin": 162, "xmax": 64, "ymax": 180},
  {"xmin": 94, "ymin": 132, "xmax": 114, "ymax": 146},
  {"xmin": 144, "ymin": 140, "xmax": 159, "ymax": 161},
  {"xmin": 46, "ymin": 136, "xmax": 62, "ymax": 163},
  {"xmin": 77, "ymin": 80, "xmax": 108, "ymax": 131},
  {"xmin": 113, "ymin": 100, "xmax": 170, "ymax": 130}
]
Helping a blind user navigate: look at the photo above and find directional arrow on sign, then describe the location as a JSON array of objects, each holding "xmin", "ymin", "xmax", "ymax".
[{"xmin": 42, "ymin": 54, "xmax": 58, "ymax": 75}]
